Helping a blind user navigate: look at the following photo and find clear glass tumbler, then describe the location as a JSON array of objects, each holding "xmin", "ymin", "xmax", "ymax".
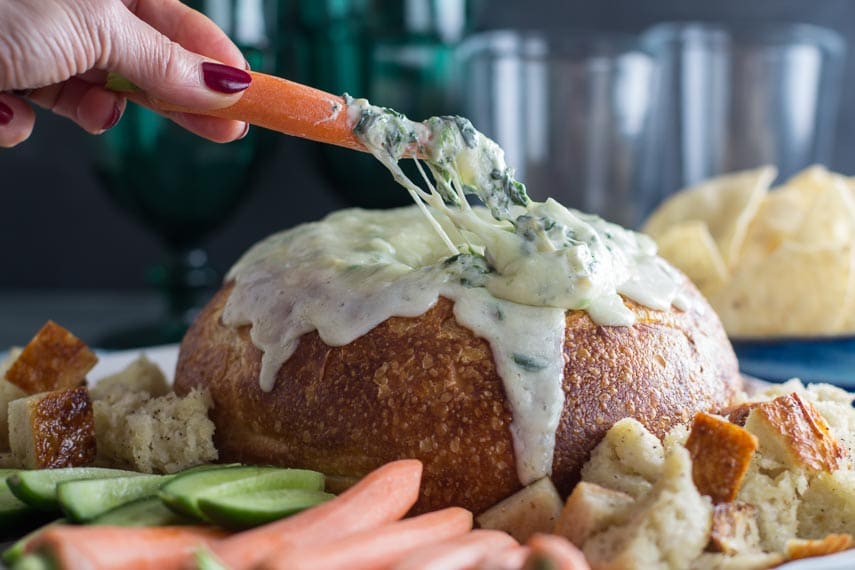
[
  {"xmin": 456, "ymin": 31, "xmax": 657, "ymax": 228},
  {"xmin": 640, "ymin": 22, "xmax": 846, "ymax": 207}
]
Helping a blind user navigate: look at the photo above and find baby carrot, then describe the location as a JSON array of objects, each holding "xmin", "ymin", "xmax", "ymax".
[
  {"xmin": 210, "ymin": 459, "xmax": 423, "ymax": 569},
  {"xmin": 24, "ymin": 524, "xmax": 225, "ymax": 570},
  {"xmin": 524, "ymin": 533, "xmax": 591, "ymax": 570},
  {"xmin": 150, "ymin": 72, "xmax": 363, "ymax": 153},
  {"xmin": 259, "ymin": 506, "xmax": 473, "ymax": 570},
  {"xmin": 393, "ymin": 529, "xmax": 518, "ymax": 570}
]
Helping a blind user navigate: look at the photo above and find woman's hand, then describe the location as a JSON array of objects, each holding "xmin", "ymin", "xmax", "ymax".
[{"xmin": 0, "ymin": 0, "xmax": 252, "ymax": 147}]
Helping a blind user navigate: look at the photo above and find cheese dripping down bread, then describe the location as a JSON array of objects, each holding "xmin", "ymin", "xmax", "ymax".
[{"xmin": 174, "ymin": 99, "xmax": 742, "ymax": 513}]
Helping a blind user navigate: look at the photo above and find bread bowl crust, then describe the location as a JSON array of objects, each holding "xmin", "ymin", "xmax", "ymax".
[{"xmin": 175, "ymin": 281, "xmax": 741, "ymax": 514}]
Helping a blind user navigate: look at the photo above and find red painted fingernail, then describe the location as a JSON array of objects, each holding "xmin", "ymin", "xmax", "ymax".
[
  {"xmin": 201, "ymin": 62, "xmax": 251, "ymax": 94},
  {"xmin": 102, "ymin": 104, "xmax": 122, "ymax": 131},
  {"xmin": 0, "ymin": 102, "xmax": 12, "ymax": 125}
]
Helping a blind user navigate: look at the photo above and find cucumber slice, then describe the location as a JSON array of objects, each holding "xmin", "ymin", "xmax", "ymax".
[
  {"xmin": 90, "ymin": 496, "xmax": 193, "ymax": 526},
  {"xmin": 7, "ymin": 468, "xmax": 139, "ymax": 511},
  {"xmin": 58, "ymin": 474, "xmax": 172, "ymax": 523},
  {"xmin": 2, "ymin": 519, "xmax": 65, "ymax": 566},
  {"xmin": 198, "ymin": 488, "xmax": 333, "ymax": 529},
  {"xmin": 0, "ymin": 472, "xmax": 52, "ymax": 540},
  {"xmin": 160, "ymin": 466, "xmax": 321, "ymax": 520}
]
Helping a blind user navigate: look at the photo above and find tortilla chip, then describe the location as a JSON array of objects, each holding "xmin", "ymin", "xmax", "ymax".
[
  {"xmin": 654, "ymin": 221, "xmax": 728, "ymax": 297},
  {"xmin": 710, "ymin": 241, "xmax": 855, "ymax": 337},
  {"xmin": 643, "ymin": 166, "xmax": 776, "ymax": 269}
]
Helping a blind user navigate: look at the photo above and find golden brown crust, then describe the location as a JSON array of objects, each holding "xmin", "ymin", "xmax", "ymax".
[
  {"xmin": 686, "ymin": 412, "xmax": 758, "ymax": 504},
  {"xmin": 175, "ymin": 282, "xmax": 741, "ymax": 514},
  {"xmin": 5, "ymin": 321, "xmax": 97, "ymax": 394}
]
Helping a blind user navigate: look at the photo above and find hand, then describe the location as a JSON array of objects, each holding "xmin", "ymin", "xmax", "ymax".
[{"xmin": 0, "ymin": 0, "xmax": 252, "ymax": 148}]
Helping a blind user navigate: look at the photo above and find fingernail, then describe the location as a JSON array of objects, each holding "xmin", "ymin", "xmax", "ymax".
[
  {"xmin": 0, "ymin": 102, "xmax": 12, "ymax": 125},
  {"xmin": 244, "ymin": 58, "xmax": 251, "ymax": 71},
  {"xmin": 102, "ymin": 104, "xmax": 122, "ymax": 131},
  {"xmin": 238, "ymin": 122, "xmax": 250, "ymax": 140},
  {"xmin": 202, "ymin": 62, "xmax": 251, "ymax": 94}
]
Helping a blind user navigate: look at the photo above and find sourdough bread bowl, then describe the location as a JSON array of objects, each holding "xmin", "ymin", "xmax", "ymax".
[{"xmin": 174, "ymin": 262, "xmax": 741, "ymax": 514}]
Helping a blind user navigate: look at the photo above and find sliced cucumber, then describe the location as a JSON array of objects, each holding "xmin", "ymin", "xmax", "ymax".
[
  {"xmin": 0, "ymin": 473, "xmax": 51, "ymax": 539},
  {"xmin": 2, "ymin": 519, "xmax": 65, "ymax": 566},
  {"xmin": 198, "ymin": 488, "xmax": 333, "ymax": 529},
  {"xmin": 159, "ymin": 466, "xmax": 305, "ymax": 520},
  {"xmin": 90, "ymin": 496, "xmax": 193, "ymax": 526},
  {"xmin": 8, "ymin": 468, "xmax": 139, "ymax": 511},
  {"xmin": 58, "ymin": 473, "xmax": 172, "ymax": 523}
]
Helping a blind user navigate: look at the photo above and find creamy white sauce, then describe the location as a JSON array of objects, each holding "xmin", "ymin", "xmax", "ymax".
[{"xmin": 224, "ymin": 97, "xmax": 688, "ymax": 485}]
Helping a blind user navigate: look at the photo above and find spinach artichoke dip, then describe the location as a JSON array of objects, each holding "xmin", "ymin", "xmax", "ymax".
[{"xmin": 219, "ymin": 97, "xmax": 688, "ymax": 486}]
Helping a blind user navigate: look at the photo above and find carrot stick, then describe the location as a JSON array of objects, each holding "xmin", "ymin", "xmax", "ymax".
[
  {"xmin": 473, "ymin": 545, "xmax": 531, "ymax": 570},
  {"xmin": 150, "ymin": 72, "xmax": 365, "ymax": 153},
  {"xmin": 392, "ymin": 529, "xmax": 518, "ymax": 570},
  {"xmin": 210, "ymin": 459, "xmax": 423, "ymax": 569},
  {"xmin": 259, "ymin": 506, "xmax": 473, "ymax": 570},
  {"xmin": 524, "ymin": 534, "xmax": 591, "ymax": 570},
  {"xmin": 24, "ymin": 525, "xmax": 225, "ymax": 570}
]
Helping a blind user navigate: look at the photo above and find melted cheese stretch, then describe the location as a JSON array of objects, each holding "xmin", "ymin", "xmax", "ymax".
[{"xmin": 224, "ymin": 99, "xmax": 687, "ymax": 485}]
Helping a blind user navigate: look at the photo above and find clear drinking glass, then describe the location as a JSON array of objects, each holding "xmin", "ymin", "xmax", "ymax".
[
  {"xmin": 456, "ymin": 31, "xmax": 657, "ymax": 228},
  {"xmin": 640, "ymin": 22, "xmax": 846, "ymax": 207}
]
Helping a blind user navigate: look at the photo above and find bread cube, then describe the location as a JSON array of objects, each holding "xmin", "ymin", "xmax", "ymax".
[
  {"xmin": 89, "ymin": 355, "xmax": 169, "ymax": 401},
  {"xmin": 476, "ymin": 477, "xmax": 563, "ymax": 543},
  {"xmin": 686, "ymin": 413, "xmax": 758, "ymax": 503},
  {"xmin": 94, "ymin": 388, "xmax": 217, "ymax": 473},
  {"xmin": 8, "ymin": 386, "xmax": 96, "ymax": 468},
  {"xmin": 786, "ymin": 533, "xmax": 854, "ymax": 561},
  {"xmin": 4, "ymin": 321, "xmax": 97, "ymax": 394},
  {"xmin": 583, "ymin": 447, "xmax": 713, "ymax": 570},
  {"xmin": 798, "ymin": 469, "xmax": 855, "ymax": 538},
  {"xmin": 744, "ymin": 393, "xmax": 844, "ymax": 474},
  {"xmin": 708, "ymin": 502, "xmax": 760, "ymax": 555},
  {"xmin": 581, "ymin": 418, "xmax": 665, "ymax": 499},
  {"xmin": 554, "ymin": 482, "xmax": 634, "ymax": 547},
  {"xmin": 0, "ymin": 349, "xmax": 26, "ymax": 451}
]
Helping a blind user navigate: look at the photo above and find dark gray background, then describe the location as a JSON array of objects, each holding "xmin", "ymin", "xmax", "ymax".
[{"xmin": 4, "ymin": 0, "xmax": 855, "ymax": 291}]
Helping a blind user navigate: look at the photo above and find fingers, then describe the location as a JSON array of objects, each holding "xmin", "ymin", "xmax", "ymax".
[
  {"xmin": 0, "ymin": 94, "xmax": 35, "ymax": 148},
  {"xmin": 28, "ymin": 78, "xmax": 126, "ymax": 134},
  {"xmin": 126, "ymin": 0, "xmax": 245, "ymax": 69},
  {"xmin": 125, "ymin": 91, "xmax": 248, "ymax": 142},
  {"xmin": 107, "ymin": 0, "xmax": 250, "ymax": 112}
]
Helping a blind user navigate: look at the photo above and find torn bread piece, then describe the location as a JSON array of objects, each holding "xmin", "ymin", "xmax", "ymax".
[
  {"xmin": 477, "ymin": 477, "xmax": 564, "ymax": 543},
  {"xmin": 8, "ymin": 386, "xmax": 96, "ymax": 468},
  {"xmin": 554, "ymin": 481, "xmax": 634, "ymax": 547},
  {"xmin": 690, "ymin": 552, "xmax": 784, "ymax": 570},
  {"xmin": 708, "ymin": 502, "xmax": 760, "ymax": 555},
  {"xmin": 786, "ymin": 533, "xmax": 854, "ymax": 561},
  {"xmin": 0, "ymin": 349, "xmax": 26, "ymax": 451},
  {"xmin": 94, "ymin": 388, "xmax": 217, "ymax": 473},
  {"xmin": 736, "ymin": 461, "xmax": 806, "ymax": 553},
  {"xmin": 581, "ymin": 417, "xmax": 665, "ymax": 499},
  {"xmin": 89, "ymin": 355, "xmax": 169, "ymax": 401},
  {"xmin": 686, "ymin": 413, "xmax": 758, "ymax": 504},
  {"xmin": 743, "ymin": 393, "xmax": 845, "ymax": 473},
  {"xmin": 583, "ymin": 446, "xmax": 713, "ymax": 570},
  {"xmin": 798, "ymin": 469, "xmax": 855, "ymax": 538},
  {"xmin": 4, "ymin": 321, "xmax": 97, "ymax": 394}
]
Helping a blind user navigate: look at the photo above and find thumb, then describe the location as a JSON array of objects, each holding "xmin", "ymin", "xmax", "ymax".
[{"xmin": 106, "ymin": 9, "xmax": 251, "ymax": 110}]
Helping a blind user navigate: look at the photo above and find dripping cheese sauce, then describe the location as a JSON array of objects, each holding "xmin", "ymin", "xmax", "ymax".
[{"xmin": 221, "ymin": 97, "xmax": 688, "ymax": 485}]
